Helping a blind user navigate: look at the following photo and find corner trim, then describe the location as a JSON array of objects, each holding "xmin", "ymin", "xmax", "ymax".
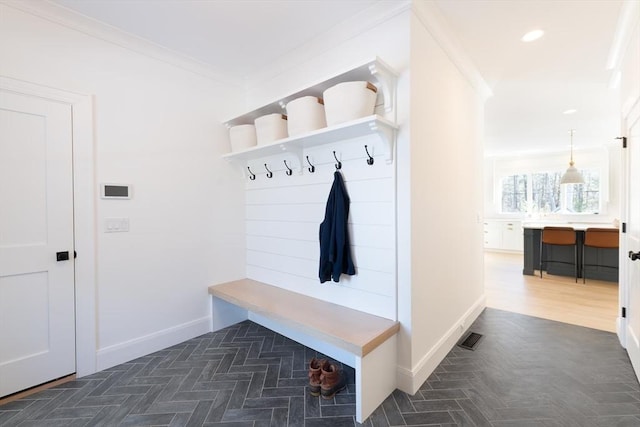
[
  {"xmin": 606, "ymin": 0, "xmax": 640, "ymax": 71},
  {"xmin": 396, "ymin": 295, "xmax": 486, "ymax": 394},
  {"xmin": 411, "ymin": 1, "xmax": 493, "ymax": 102}
]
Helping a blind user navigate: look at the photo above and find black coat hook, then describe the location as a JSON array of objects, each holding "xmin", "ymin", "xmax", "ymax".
[
  {"xmin": 364, "ymin": 145, "xmax": 374, "ymax": 165},
  {"xmin": 247, "ymin": 166, "xmax": 256, "ymax": 180},
  {"xmin": 264, "ymin": 163, "xmax": 273, "ymax": 178},
  {"xmin": 306, "ymin": 156, "xmax": 315, "ymax": 173},
  {"xmin": 284, "ymin": 159, "xmax": 293, "ymax": 176},
  {"xmin": 333, "ymin": 151, "xmax": 342, "ymax": 170}
]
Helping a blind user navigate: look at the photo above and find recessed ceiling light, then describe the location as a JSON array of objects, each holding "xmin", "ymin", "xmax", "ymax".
[
  {"xmin": 563, "ymin": 109, "xmax": 577, "ymax": 115},
  {"xmin": 521, "ymin": 29, "xmax": 544, "ymax": 42}
]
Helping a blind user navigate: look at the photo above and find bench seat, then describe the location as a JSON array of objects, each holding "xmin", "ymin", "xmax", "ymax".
[{"xmin": 208, "ymin": 278, "xmax": 400, "ymax": 423}]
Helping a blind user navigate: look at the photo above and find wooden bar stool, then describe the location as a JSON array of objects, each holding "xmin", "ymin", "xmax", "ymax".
[
  {"xmin": 540, "ymin": 226, "xmax": 578, "ymax": 282},
  {"xmin": 582, "ymin": 228, "xmax": 619, "ymax": 283}
]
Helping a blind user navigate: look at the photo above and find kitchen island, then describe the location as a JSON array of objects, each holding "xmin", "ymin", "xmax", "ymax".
[{"xmin": 523, "ymin": 222, "xmax": 619, "ymax": 282}]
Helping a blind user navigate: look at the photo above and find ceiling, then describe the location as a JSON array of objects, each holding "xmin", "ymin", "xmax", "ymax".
[
  {"xmin": 435, "ymin": 0, "xmax": 623, "ymax": 156},
  {"xmin": 49, "ymin": 0, "xmax": 625, "ymax": 156},
  {"xmin": 51, "ymin": 0, "xmax": 380, "ymax": 77}
]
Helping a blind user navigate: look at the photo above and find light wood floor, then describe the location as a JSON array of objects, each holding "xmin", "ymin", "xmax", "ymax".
[{"xmin": 484, "ymin": 251, "xmax": 619, "ymax": 332}]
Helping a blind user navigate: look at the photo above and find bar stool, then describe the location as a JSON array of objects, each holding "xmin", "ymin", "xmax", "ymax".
[
  {"xmin": 539, "ymin": 226, "xmax": 578, "ymax": 282},
  {"xmin": 582, "ymin": 228, "xmax": 619, "ymax": 283}
]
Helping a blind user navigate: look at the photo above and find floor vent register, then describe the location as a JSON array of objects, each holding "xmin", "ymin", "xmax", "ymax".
[{"xmin": 458, "ymin": 332, "xmax": 483, "ymax": 350}]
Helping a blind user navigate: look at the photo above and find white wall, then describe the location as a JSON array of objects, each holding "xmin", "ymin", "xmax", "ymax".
[
  {"xmin": 398, "ymin": 2, "xmax": 486, "ymax": 393},
  {"xmin": 237, "ymin": 8, "xmax": 410, "ymax": 318},
  {"xmin": 0, "ymin": 4, "xmax": 246, "ymax": 370},
  {"xmin": 238, "ymin": 0, "xmax": 487, "ymax": 394},
  {"xmin": 243, "ymin": 10, "xmax": 410, "ymax": 110},
  {"xmin": 243, "ymin": 137, "xmax": 397, "ymax": 319},
  {"xmin": 0, "ymin": 0, "xmax": 488, "ymax": 390}
]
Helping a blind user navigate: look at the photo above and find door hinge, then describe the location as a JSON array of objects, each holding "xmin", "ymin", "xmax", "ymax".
[
  {"xmin": 623, "ymin": 222, "xmax": 627, "ymax": 233},
  {"xmin": 622, "ymin": 307, "xmax": 627, "ymax": 318},
  {"xmin": 74, "ymin": 251, "xmax": 77, "ymax": 259},
  {"xmin": 617, "ymin": 136, "xmax": 627, "ymax": 148}
]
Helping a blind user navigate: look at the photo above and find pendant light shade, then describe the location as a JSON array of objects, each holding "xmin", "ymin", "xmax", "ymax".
[
  {"xmin": 560, "ymin": 129, "xmax": 584, "ymax": 184},
  {"xmin": 560, "ymin": 164, "xmax": 584, "ymax": 184}
]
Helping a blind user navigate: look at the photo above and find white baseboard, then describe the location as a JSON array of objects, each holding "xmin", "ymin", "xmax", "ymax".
[
  {"xmin": 396, "ymin": 295, "xmax": 486, "ymax": 395},
  {"xmin": 618, "ymin": 316, "xmax": 627, "ymax": 348},
  {"xmin": 626, "ymin": 325, "xmax": 640, "ymax": 383},
  {"xmin": 96, "ymin": 316, "xmax": 211, "ymax": 372}
]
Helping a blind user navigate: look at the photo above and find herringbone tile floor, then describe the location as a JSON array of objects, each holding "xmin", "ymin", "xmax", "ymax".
[{"xmin": 1, "ymin": 308, "xmax": 639, "ymax": 426}]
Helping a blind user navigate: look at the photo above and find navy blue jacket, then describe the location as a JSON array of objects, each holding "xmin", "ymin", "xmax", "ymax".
[{"xmin": 319, "ymin": 171, "xmax": 355, "ymax": 283}]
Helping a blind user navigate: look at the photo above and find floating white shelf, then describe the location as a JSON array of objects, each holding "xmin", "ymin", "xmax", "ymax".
[
  {"xmin": 223, "ymin": 57, "xmax": 398, "ymax": 128},
  {"xmin": 222, "ymin": 58, "xmax": 398, "ymax": 178},
  {"xmin": 222, "ymin": 115, "xmax": 398, "ymax": 167}
]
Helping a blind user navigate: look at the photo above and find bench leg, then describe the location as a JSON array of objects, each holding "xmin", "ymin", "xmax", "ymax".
[
  {"xmin": 210, "ymin": 295, "xmax": 248, "ymax": 332},
  {"xmin": 356, "ymin": 335, "xmax": 397, "ymax": 423}
]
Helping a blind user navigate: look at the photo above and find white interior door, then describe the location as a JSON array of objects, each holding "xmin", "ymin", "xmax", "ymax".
[
  {"xmin": 625, "ymin": 97, "xmax": 640, "ymax": 377},
  {"xmin": 0, "ymin": 90, "xmax": 76, "ymax": 397}
]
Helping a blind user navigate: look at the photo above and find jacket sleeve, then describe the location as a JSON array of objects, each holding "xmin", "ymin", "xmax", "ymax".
[
  {"xmin": 318, "ymin": 177, "xmax": 336, "ymax": 283},
  {"xmin": 331, "ymin": 173, "xmax": 355, "ymax": 281},
  {"xmin": 318, "ymin": 171, "xmax": 355, "ymax": 283}
]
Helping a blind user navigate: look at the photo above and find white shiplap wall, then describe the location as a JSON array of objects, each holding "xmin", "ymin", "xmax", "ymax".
[{"xmin": 244, "ymin": 134, "xmax": 397, "ymax": 320}]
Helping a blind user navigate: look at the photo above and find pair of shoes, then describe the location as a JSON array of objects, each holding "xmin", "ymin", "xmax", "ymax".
[{"xmin": 308, "ymin": 358, "xmax": 347, "ymax": 399}]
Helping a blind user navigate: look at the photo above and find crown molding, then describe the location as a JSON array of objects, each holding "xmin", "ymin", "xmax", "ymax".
[
  {"xmin": 607, "ymin": 0, "xmax": 640, "ymax": 70},
  {"xmin": 411, "ymin": 0, "xmax": 493, "ymax": 102},
  {"xmin": 1, "ymin": 0, "xmax": 243, "ymax": 87},
  {"xmin": 606, "ymin": 0, "xmax": 640, "ymax": 88},
  {"xmin": 243, "ymin": 0, "xmax": 411, "ymax": 88},
  {"xmin": 2, "ymin": 0, "xmax": 494, "ymax": 101}
]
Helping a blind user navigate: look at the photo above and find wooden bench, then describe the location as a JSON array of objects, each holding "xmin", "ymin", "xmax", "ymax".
[{"xmin": 208, "ymin": 279, "xmax": 400, "ymax": 423}]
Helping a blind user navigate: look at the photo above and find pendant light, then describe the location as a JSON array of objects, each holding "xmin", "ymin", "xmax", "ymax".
[{"xmin": 560, "ymin": 129, "xmax": 584, "ymax": 184}]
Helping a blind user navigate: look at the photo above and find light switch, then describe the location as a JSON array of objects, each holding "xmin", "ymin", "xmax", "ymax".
[{"xmin": 105, "ymin": 218, "xmax": 130, "ymax": 233}]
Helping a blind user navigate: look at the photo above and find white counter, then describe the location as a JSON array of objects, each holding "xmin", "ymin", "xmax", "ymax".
[{"xmin": 522, "ymin": 222, "xmax": 618, "ymax": 231}]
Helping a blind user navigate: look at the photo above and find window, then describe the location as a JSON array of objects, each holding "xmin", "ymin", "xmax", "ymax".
[
  {"xmin": 566, "ymin": 168, "xmax": 600, "ymax": 213},
  {"xmin": 501, "ymin": 174, "xmax": 527, "ymax": 213},
  {"xmin": 499, "ymin": 168, "xmax": 600, "ymax": 214},
  {"xmin": 532, "ymin": 171, "xmax": 561, "ymax": 212}
]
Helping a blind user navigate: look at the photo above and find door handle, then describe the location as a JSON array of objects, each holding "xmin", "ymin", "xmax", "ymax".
[
  {"xmin": 56, "ymin": 251, "xmax": 70, "ymax": 262},
  {"xmin": 629, "ymin": 251, "xmax": 640, "ymax": 261}
]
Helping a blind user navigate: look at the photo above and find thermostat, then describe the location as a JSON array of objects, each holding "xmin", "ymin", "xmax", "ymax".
[{"xmin": 101, "ymin": 184, "xmax": 131, "ymax": 199}]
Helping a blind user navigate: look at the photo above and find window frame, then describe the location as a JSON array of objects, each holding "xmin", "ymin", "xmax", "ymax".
[
  {"xmin": 491, "ymin": 148, "xmax": 610, "ymax": 218},
  {"xmin": 500, "ymin": 173, "xmax": 528, "ymax": 214}
]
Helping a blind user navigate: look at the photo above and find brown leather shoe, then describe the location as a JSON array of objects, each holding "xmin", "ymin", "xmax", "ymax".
[
  {"xmin": 308, "ymin": 358, "xmax": 327, "ymax": 396},
  {"xmin": 320, "ymin": 362, "xmax": 347, "ymax": 399}
]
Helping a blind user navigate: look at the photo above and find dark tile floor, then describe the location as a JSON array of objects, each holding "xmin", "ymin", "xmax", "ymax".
[{"xmin": 1, "ymin": 308, "xmax": 639, "ymax": 426}]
